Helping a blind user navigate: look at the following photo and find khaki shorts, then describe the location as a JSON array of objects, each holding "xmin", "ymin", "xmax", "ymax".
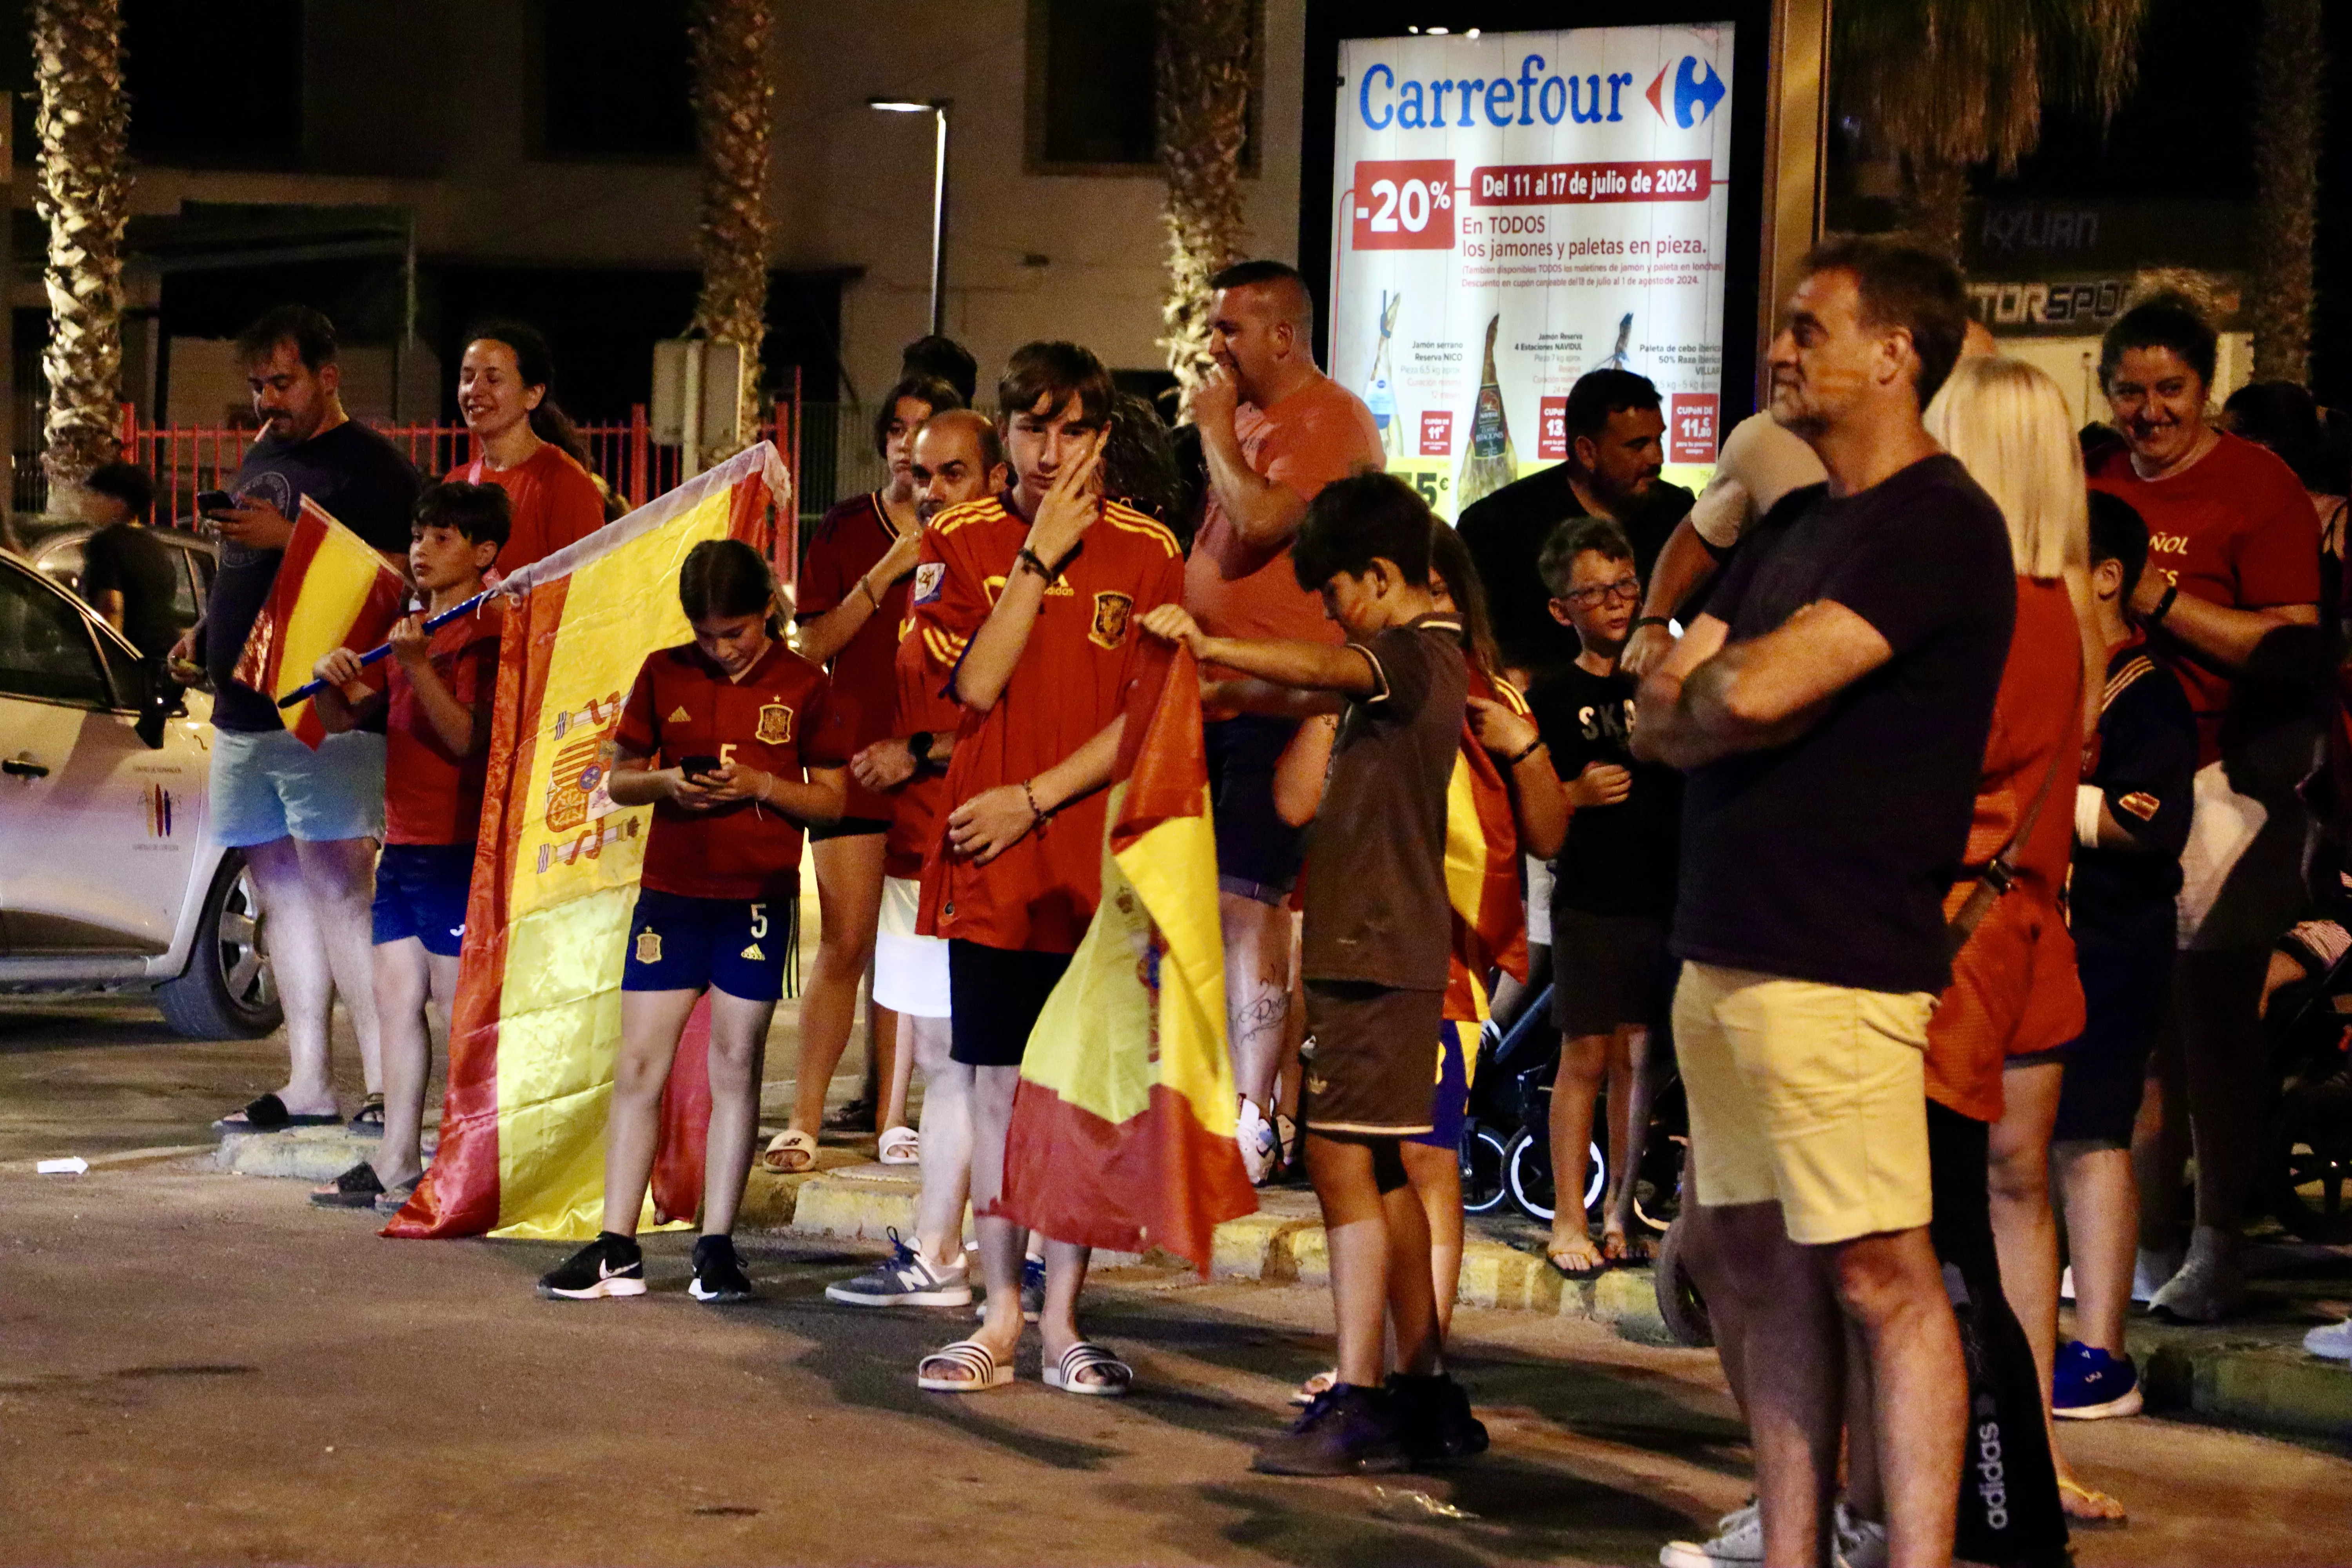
[{"xmin": 1673, "ymin": 960, "xmax": 1936, "ymax": 1246}]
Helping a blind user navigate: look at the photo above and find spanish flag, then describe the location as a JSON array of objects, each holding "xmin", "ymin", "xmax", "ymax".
[
  {"xmin": 386, "ymin": 445, "xmax": 790, "ymax": 1241},
  {"xmin": 999, "ymin": 641, "xmax": 1258, "ymax": 1272},
  {"xmin": 1445, "ymin": 692, "xmax": 1530, "ymax": 1025},
  {"xmin": 232, "ymin": 497, "xmax": 409, "ymax": 748}
]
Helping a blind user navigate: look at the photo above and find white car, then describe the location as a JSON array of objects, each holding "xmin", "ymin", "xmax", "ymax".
[{"xmin": 0, "ymin": 548, "xmax": 279, "ymax": 1037}]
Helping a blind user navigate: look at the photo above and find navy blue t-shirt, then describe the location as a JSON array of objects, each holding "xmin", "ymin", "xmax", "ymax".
[
  {"xmin": 2071, "ymin": 636, "xmax": 2198, "ymax": 945},
  {"xmin": 202, "ymin": 420, "xmax": 421, "ymax": 731},
  {"xmin": 1671, "ymin": 454, "xmax": 2016, "ymax": 995}
]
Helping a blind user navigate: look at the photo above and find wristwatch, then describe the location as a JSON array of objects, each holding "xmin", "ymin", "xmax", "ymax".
[{"xmin": 907, "ymin": 731, "xmax": 935, "ymax": 773}]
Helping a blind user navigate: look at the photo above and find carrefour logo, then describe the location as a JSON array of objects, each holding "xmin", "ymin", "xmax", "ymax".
[
  {"xmin": 1357, "ymin": 51, "xmax": 1723, "ymax": 131},
  {"xmin": 1646, "ymin": 56, "xmax": 1725, "ymax": 128}
]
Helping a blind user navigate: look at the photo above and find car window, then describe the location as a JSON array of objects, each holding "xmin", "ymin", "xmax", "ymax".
[
  {"xmin": 37, "ymin": 539, "xmax": 86, "ymax": 591},
  {"xmin": 0, "ymin": 565, "xmax": 109, "ymax": 707},
  {"xmin": 94, "ymin": 627, "xmax": 145, "ymax": 709},
  {"xmin": 169, "ymin": 543, "xmax": 203, "ymax": 624}
]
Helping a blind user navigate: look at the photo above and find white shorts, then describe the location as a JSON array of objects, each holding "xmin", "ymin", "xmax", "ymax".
[
  {"xmin": 872, "ymin": 875, "xmax": 951, "ymax": 1018},
  {"xmin": 2178, "ymin": 758, "xmax": 2308, "ymax": 951},
  {"xmin": 1526, "ymin": 856, "xmax": 1555, "ymax": 948}
]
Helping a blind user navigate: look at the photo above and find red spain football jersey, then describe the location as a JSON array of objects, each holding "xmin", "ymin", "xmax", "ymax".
[
  {"xmin": 884, "ymin": 618, "xmax": 966, "ymax": 881},
  {"xmin": 381, "ymin": 599, "xmax": 504, "ymax": 846},
  {"xmin": 614, "ymin": 638, "xmax": 852, "ymax": 901},
  {"xmin": 797, "ymin": 492, "xmax": 915, "ymax": 822},
  {"xmin": 908, "ymin": 494, "xmax": 1185, "ymax": 953}
]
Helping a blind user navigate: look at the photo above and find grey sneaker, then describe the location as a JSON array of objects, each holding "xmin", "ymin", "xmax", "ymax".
[
  {"xmin": 2149, "ymin": 1225, "xmax": 2246, "ymax": 1323},
  {"xmin": 825, "ymin": 1229, "xmax": 973, "ymax": 1307},
  {"xmin": 1661, "ymin": 1502, "xmax": 1760, "ymax": 1568},
  {"xmin": 1833, "ymin": 1503, "xmax": 1887, "ymax": 1568}
]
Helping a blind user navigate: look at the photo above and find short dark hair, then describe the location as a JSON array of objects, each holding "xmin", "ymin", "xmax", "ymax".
[
  {"xmin": 996, "ymin": 341, "xmax": 1113, "ymax": 430},
  {"xmin": 2086, "ymin": 490, "xmax": 2150, "ymax": 601},
  {"xmin": 1539, "ymin": 516, "xmax": 1635, "ymax": 599},
  {"xmin": 872, "ymin": 373, "xmax": 963, "ymax": 458},
  {"xmin": 1803, "ymin": 236, "xmax": 1969, "ymax": 407},
  {"xmin": 1564, "ymin": 369, "xmax": 1662, "ymax": 444},
  {"xmin": 414, "ymin": 481, "xmax": 511, "ymax": 552},
  {"xmin": 2225, "ymin": 379, "xmax": 2345, "ymax": 492},
  {"xmin": 83, "ymin": 461, "xmax": 153, "ymax": 521},
  {"xmin": 2099, "ymin": 292, "xmax": 2218, "ymax": 392},
  {"xmin": 678, "ymin": 537, "xmax": 780, "ymax": 632},
  {"xmin": 1208, "ymin": 259, "xmax": 1315, "ymax": 333},
  {"xmin": 235, "ymin": 305, "xmax": 338, "ymax": 372},
  {"xmin": 902, "ymin": 334, "xmax": 978, "ymax": 404},
  {"xmin": 915, "ymin": 407, "xmax": 1005, "ymax": 475},
  {"xmin": 1102, "ymin": 392, "xmax": 1181, "ymax": 524},
  {"xmin": 1291, "ymin": 471, "xmax": 1433, "ymax": 591}
]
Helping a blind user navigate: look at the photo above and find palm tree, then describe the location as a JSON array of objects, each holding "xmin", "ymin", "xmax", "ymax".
[
  {"xmin": 687, "ymin": 0, "xmax": 773, "ymax": 465},
  {"xmin": 1836, "ymin": 0, "xmax": 2148, "ymax": 260},
  {"xmin": 2249, "ymin": 0, "xmax": 2324, "ymax": 383},
  {"xmin": 33, "ymin": 0, "xmax": 130, "ymax": 492},
  {"xmin": 1156, "ymin": 0, "xmax": 1252, "ymax": 417}
]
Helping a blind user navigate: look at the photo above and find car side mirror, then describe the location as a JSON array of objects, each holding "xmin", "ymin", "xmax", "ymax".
[{"xmin": 134, "ymin": 665, "xmax": 183, "ymax": 750}]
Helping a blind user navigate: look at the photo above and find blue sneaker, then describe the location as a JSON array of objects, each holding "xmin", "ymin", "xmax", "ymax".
[
  {"xmin": 2053, "ymin": 1339, "xmax": 2143, "ymax": 1419},
  {"xmin": 971, "ymin": 1254, "xmax": 1046, "ymax": 1323}
]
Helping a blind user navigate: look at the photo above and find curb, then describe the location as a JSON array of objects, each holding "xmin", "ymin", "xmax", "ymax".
[
  {"xmin": 772, "ymin": 1164, "xmax": 1678, "ymax": 1343},
  {"xmin": 2147, "ymin": 1339, "xmax": 2352, "ymax": 1442}
]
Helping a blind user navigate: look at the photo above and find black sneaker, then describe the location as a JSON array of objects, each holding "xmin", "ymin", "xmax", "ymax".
[
  {"xmin": 538, "ymin": 1232, "xmax": 645, "ymax": 1300},
  {"xmin": 1387, "ymin": 1372, "xmax": 1489, "ymax": 1465},
  {"xmin": 1251, "ymin": 1383, "xmax": 1410, "ymax": 1476},
  {"xmin": 688, "ymin": 1235, "xmax": 754, "ymax": 1304}
]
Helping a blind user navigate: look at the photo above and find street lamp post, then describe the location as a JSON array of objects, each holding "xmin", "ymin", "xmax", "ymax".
[{"xmin": 869, "ymin": 98, "xmax": 951, "ymax": 337}]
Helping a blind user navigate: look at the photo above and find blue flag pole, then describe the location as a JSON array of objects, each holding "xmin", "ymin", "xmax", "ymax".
[{"xmin": 275, "ymin": 590, "xmax": 494, "ymax": 709}]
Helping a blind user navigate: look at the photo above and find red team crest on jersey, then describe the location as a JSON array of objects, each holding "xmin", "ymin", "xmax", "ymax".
[
  {"xmin": 755, "ymin": 703, "xmax": 795, "ymax": 745},
  {"xmin": 1091, "ymin": 591, "xmax": 1134, "ymax": 650}
]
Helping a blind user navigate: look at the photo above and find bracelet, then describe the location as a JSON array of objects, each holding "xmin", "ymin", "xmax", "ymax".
[
  {"xmin": 907, "ymin": 731, "xmax": 934, "ymax": 773},
  {"xmin": 2147, "ymin": 583, "xmax": 2179, "ymax": 625},
  {"xmin": 1506, "ymin": 737, "xmax": 1546, "ymax": 768},
  {"xmin": 1023, "ymin": 778, "xmax": 1046, "ymax": 823},
  {"xmin": 1016, "ymin": 547, "xmax": 1056, "ymax": 584},
  {"xmin": 1630, "ymin": 615, "xmax": 1672, "ymax": 633},
  {"xmin": 858, "ymin": 575, "xmax": 882, "ymax": 611}
]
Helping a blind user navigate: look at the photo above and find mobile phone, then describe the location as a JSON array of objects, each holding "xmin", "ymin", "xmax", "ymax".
[
  {"xmin": 195, "ymin": 489, "xmax": 234, "ymax": 518},
  {"xmin": 680, "ymin": 755, "xmax": 723, "ymax": 780}
]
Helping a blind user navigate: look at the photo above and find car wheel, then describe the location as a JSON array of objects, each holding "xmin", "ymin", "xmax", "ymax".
[{"xmin": 156, "ymin": 852, "xmax": 281, "ymax": 1039}]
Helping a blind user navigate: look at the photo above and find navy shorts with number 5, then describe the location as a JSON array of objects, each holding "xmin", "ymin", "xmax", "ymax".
[{"xmin": 622, "ymin": 887, "xmax": 792, "ymax": 1002}]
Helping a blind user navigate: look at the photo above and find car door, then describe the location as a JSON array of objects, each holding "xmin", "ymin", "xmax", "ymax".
[{"xmin": 0, "ymin": 560, "xmax": 205, "ymax": 955}]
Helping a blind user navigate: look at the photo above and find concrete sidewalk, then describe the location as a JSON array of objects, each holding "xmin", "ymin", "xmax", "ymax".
[{"xmin": 197, "ymin": 1125, "xmax": 2352, "ymax": 1446}]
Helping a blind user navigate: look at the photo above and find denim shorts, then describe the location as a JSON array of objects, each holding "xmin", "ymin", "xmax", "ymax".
[
  {"xmin": 372, "ymin": 843, "xmax": 475, "ymax": 957},
  {"xmin": 208, "ymin": 728, "xmax": 386, "ymax": 846},
  {"xmin": 1204, "ymin": 714, "xmax": 1308, "ymax": 904}
]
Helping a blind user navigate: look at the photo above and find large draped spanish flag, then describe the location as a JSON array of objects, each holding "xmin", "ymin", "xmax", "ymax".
[
  {"xmin": 386, "ymin": 445, "xmax": 791, "ymax": 1240},
  {"xmin": 233, "ymin": 497, "xmax": 409, "ymax": 748},
  {"xmin": 999, "ymin": 641, "xmax": 1258, "ymax": 1272},
  {"xmin": 1444, "ymin": 699, "xmax": 1531, "ymax": 1025}
]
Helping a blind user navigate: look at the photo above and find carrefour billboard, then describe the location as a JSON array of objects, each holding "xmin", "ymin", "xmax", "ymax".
[{"xmin": 1328, "ymin": 24, "xmax": 1738, "ymax": 520}]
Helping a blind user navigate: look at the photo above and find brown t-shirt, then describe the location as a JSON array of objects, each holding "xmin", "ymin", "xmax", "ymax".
[
  {"xmin": 1300, "ymin": 614, "xmax": 1468, "ymax": 990},
  {"xmin": 1184, "ymin": 374, "xmax": 1385, "ymax": 650}
]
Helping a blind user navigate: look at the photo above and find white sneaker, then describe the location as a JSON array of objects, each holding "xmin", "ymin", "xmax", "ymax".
[
  {"xmin": 2132, "ymin": 1245, "xmax": 2182, "ymax": 1305},
  {"xmin": 1834, "ymin": 1503, "xmax": 1888, "ymax": 1568},
  {"xmin": 2305, "ymin": 1316, "xmax": 2352, "ymax": 1361},
  {"xmin": 2148, "ymin": 1225, "xmax": 2247, "ymax": 1323},
  {"xmin": 1660, "ymin": 1502, "xmax": 1760, "ymax": 1568},
  {"xmin": 2060, "ymin": 1265, "xmax": 2075, "ymax": 1303},
  {"xmin": 1238, "ymin": 1099, "xmax": 1278, "ymax": 1186}
]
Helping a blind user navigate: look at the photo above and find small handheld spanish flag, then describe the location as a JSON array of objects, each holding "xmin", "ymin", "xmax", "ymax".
[{"xmin": 232, "ymin": 497, "xmax": 409, "ymax": 748}]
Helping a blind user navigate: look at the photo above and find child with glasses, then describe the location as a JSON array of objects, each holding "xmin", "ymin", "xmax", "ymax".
[{"xmin": 1524, "ymin": 516, "xmax": 1680, "ymax": 1276}]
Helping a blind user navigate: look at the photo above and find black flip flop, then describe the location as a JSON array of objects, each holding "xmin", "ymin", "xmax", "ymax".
[
  {"xmin": 1547, "ymin": 1248, "xmax": 1610, "ymax": 1283},
  {"xmin": 310, "ymin": 1161, "xmax": 386, "ymax": 1209},
  {"xmin": 348, "ymin": 1094, "xmax": 386, "ymax": 1133},
  {"xmin": 214, "ymin": 1093, "xmax": 342, "ymax": 1133}
]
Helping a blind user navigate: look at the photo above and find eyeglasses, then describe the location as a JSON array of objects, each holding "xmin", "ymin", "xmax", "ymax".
[{"xmin": 1563, "ymin": 577, "xmax": 1642, "ymax": 607}]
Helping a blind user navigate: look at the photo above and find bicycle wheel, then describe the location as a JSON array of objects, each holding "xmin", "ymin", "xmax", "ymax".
[{"xmin": 1460, "ymin": 1122, "xmax": 1511, "ymax": 1216}]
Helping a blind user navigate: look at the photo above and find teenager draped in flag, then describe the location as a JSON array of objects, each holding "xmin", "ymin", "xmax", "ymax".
[
  {"xmin": 538, "ymin": 540, "xmax": 849, "ymax": 1303},
  {"xmin": 906, "ymin": 343, "xmax": 1185, "ymax": 1396}
]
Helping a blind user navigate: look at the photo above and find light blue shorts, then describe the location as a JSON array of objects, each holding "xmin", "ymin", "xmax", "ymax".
[{"xmin": 209, "ymin": 727, "xmax": 387, "ymax": 846}]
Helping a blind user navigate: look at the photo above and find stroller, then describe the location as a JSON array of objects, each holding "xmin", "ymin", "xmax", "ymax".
[{"xmin": 2261, "ymin": 917, "xmax": 2352, "ymax": 1244}]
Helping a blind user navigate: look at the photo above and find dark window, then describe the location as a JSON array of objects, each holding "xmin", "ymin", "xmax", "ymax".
[
  {"xmin": 1025, "ymin": 0, "xmax": 1261, "ymax": 176},
  {"xmin": 532, "ymin": 0, "xmax": 695, "ymax": 161},
  {"xmin": 0, "ymin": 566, "xmax": 108, "ymax": 708},
  {"xmin": 123, "ymin": 0, "xmax": 304, "ymax": 169}
]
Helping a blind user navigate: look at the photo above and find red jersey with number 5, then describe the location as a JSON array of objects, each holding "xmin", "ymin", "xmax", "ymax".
[
  {"xmin": 615, "ymin": 639, "xmax": 851, "ymax": 901},
  {"xmin": 909, "ymin": 495, "xmax": 1185, "ymax": 952}
]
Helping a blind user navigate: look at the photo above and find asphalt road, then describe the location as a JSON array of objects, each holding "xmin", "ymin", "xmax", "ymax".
[{"xmin": 4, "ymin": 997, "xmax": 2351, "ymax": 1567}]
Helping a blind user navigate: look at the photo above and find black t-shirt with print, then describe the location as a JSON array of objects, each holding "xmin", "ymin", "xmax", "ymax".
[
  {"xmin": 79, "ymin": 523, "xmax": 181, "ymax": 659},
  {"xmin": 1527, "ymin": 660, "xmax": 1680, "ymax": 916},
  {"xmin": 1671, "ymin": 455, "xmax": 2016, "ymax": 995},
  {"xmin": 202, "ymin": 420, "xmax": 421, "ymax": 731}
]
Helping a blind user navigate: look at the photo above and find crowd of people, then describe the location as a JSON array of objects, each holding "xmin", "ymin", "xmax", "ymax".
[{"xmin": 111, "ymin": 234, "xmax": 2352, "ymax": 1565}]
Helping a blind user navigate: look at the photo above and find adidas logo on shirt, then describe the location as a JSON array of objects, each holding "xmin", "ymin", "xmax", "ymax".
[
  {"xmin": 741, "ymin": 942, "xmax": 766, "ymax": 960},
  {"xmin": 667, "ymin": 706, "xmax": 691, "ymax": 722}
]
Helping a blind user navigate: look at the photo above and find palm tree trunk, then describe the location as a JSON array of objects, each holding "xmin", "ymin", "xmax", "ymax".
[
  {"xmin": 2249, "ymin": 0, "xmax": 2323, "ymax": 384},
  {"xmin": 33, "ymin": 0, "xmax": 130, "ymax": 491},
  {"xmin": 688, "ymin": 0, "xmax": 773, "ymax": 464},
  {"xmin": 1904, "ymin": 153, "xmax": 1969, "ymax": 265},
  {"xmin": 1156, "ymin": 0, "xmax": 1252, "ymax": 418}
]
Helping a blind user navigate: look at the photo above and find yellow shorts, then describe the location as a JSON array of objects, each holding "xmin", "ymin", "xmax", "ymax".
[{"xmin": 1672, "ymin": 960, "xmax": 1936, "ymax": 1246}]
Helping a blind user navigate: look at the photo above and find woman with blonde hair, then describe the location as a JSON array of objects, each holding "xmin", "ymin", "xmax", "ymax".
[{"xmin": 1921, "ymin": 354, "xmax": 2123, "ymax": 1522}]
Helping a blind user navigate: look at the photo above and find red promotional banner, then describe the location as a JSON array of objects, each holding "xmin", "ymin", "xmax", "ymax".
[
  {"xmin": 1349, "ymin": 159, "xmax": 1457, "ymax": 250},
  {"xmin": 1670, "ymin": 393, "xmax": 1720, "ymax": 463},
  {"xmin": 1538, "ymin": 395, "xmax": 1569, "ymax": 460},
  {"xmin": 1467, "ymin": 160, "xmax": 1711, "ymax": 205}
]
